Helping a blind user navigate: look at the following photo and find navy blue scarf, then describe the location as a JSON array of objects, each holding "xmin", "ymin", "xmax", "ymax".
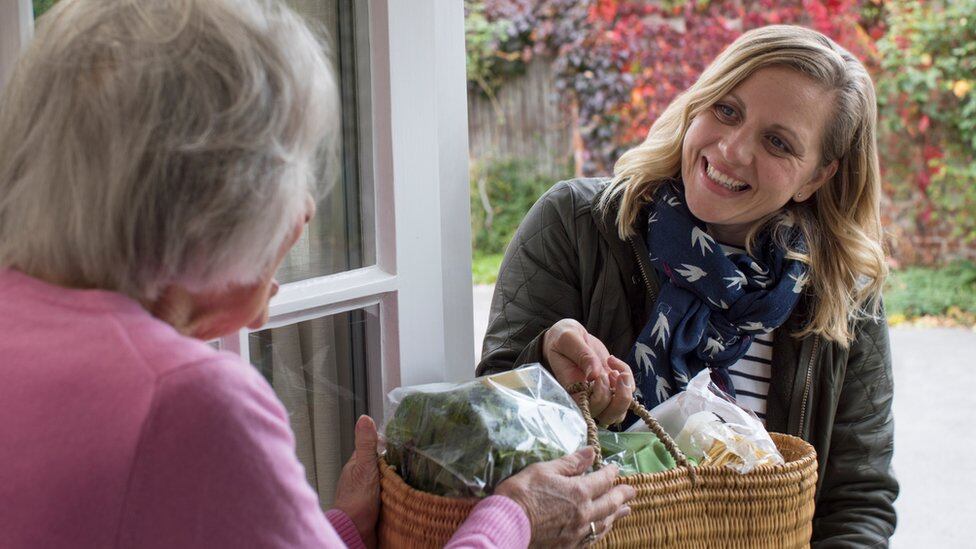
[{"xmin": 625, "ymin": 181, "xmax": 808, "ymax": 410}]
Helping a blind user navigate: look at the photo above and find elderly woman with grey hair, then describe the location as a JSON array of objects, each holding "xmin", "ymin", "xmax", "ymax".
[{"xmin": 0, "ymin": 0, "xmax": 635, "ymax": 548}]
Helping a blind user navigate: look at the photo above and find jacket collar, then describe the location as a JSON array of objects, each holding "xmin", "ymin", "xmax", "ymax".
[
  {"xmin": 589, "ymin": 178, "xmax": 620, "ymax": 238},
  {"xmin": 590, "ymin": 180, "xmax": 660, "ymax": 322}
]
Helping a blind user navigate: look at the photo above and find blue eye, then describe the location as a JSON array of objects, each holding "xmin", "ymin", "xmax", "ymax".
[
  {"xmin": 768, "ymin": 135, "xmax": 791, "ymax": 153},
  {"xmin": 715, "ymin": 104, "xmax": 737, "ymax": 119}
]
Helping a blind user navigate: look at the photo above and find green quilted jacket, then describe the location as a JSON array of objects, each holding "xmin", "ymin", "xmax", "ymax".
[{"xmin": 477, "ymin": 178, "xmax": 898, "ymax": 547}]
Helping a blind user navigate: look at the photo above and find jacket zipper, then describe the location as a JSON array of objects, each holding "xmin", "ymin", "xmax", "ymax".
[
  {"xmin": 796, "ymin": 334, "xmax": 820, "ymax": 437},
  {"xmin": 627, "ymin": 236, "xmax": 658, "ymax": 302}
]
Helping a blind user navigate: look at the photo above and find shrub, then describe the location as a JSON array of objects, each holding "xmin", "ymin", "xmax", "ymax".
[
  {"xmin": 470, "ymin": 158, "xmax": 571, "ymax": 256},
  {"xmin": 32, "ymin": 0, "xmax": 57, "ymax": 17},
  {"xmin": 876, "ymin": 0, "xmax": 976, "ymax": 243},
  {"xmin": 884, "ymin": 261, "xmax": 976, "ymax": 319}
]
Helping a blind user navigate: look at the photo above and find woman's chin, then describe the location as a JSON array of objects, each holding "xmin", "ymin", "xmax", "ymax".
[{"xmin": 685, "ymin": 195, "xmax": 725, "ymax": 225}]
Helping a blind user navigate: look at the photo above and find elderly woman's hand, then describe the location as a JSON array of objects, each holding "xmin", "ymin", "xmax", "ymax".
[
  {"xmin": 333, "ymin": 415, "xmax": 380, "ymax": 548},
  {"xmin": 543, "ymin": 319, "xmax": 635, "ymax": 425},
  {"xmin": 495, "ymin": 447, "xmax": 636, "ymax": 547}
]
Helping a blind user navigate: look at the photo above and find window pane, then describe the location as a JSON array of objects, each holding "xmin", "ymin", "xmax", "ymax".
[
  {"xmin": 276, "ymin": 0, "xmax": 374, "ymax": 283},
  {"xmin": 248, "ymin": 307, "xmax": 375, "ymax": 508}
]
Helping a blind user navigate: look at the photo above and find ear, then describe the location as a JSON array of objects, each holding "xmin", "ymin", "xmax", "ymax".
[{"xmin": 794, "ymin": 159, "xmax": 838, "ymax": 203}]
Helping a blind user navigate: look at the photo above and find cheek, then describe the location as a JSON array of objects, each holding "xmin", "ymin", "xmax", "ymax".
[
  {"xmin": 683, "ymin": 118, "xmax": 705, "ymax": 155},
  {"xmin": 761, "ymin": 162, "xmax": 807, "ymax": 201},
  {"xmin": 681, "ymin": 124, "xmax": 700, "ymax": 179},
  {"xmin": 681, "ymin": 117, "xmax": 720, "ymax": 170},
  {"xmin": 245, "ymin": 283, "xmax": 275, "ymax": 329}
]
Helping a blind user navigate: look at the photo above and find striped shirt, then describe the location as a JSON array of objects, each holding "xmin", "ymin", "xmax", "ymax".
[
  {"xmin": 717, "ymin": 242, "xmax": 773, "ymax": 424},
  {"xmin": 728, "ymin": 332, "xmax": 773, "ymax": 424}
]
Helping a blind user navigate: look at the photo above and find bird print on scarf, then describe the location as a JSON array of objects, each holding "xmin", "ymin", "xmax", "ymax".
[{"xmin": 624, "ymin": 180, "xmax": 808, "ymax": 413}]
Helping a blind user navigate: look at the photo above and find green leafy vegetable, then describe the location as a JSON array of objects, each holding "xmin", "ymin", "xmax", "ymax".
[{"xmin": 385, "ymin": 367, "xmax": 585, "ymax": 497}]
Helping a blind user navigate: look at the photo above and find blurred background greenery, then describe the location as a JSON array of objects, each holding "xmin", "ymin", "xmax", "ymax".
[{"xmin": 32, "ymin": 0, "xmax": 55, "ymax": 17}]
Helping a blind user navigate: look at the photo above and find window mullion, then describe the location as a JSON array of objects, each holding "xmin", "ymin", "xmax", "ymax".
[{"xmin": 0, "ymin": 0, "xmax": 34, "ymax": 90}]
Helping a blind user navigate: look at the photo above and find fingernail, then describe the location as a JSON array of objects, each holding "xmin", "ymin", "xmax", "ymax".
[
  {"xmin": 621, "ymin": 505, "xmax": 632, "ymax": 517},
  {"xmin": 355, "ymin": 415, "xmax": 374, "ymax": 433}
]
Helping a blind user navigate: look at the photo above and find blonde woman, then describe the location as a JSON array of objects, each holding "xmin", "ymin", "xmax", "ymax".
[
  {"xmin": 480, "ymin": 25, "xmax": 897, "ymax": 545},
  {"xmin": 0, "ymin": 0, "xmax": 635, "ymax": 547}
]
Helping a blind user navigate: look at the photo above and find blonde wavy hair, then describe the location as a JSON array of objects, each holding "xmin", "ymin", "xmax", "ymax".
[
  {"xmin": 600, "ymin": 25, "xmax": 887, "ymax": 346},
  {"xmin": 0, "ymin": 0, "xmax": 336, "ymax": 302}
]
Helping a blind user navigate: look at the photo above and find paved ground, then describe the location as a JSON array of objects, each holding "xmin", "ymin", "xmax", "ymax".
[{"xmin": 472, "ymin": 284, "xmax": 976, "ymax": 547}]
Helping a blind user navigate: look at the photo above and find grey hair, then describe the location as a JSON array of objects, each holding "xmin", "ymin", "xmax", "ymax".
[{"xmin": 0, "ymin": 0, "xmax": 337, "ymax": 301}]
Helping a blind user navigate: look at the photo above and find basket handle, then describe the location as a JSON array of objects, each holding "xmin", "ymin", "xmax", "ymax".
[{"xmin": 567, "ymin": 381, "xmax": 699, "ymax": 486}]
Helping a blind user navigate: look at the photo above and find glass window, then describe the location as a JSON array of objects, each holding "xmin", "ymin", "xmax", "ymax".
[
  {"xmin": 248, "ymin": 1, "xmax": 376, "ymax": 509},
  {"xmin": 248, "ymin": 307, "xmax": 376, "ymax": 508},
  {"xmin": 276, "ymin": 0, "xmax": 374, "ymax": 284}
]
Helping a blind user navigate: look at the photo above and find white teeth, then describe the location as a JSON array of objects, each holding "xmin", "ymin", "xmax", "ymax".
[{"xmin": 706, "ymin": 162, "xmax": 749, "ymax": 191}]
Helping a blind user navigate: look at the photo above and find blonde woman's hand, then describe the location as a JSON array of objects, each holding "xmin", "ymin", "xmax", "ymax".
[
  {"xmin": 495, "ymin": 447, "xmax": 636, "ymax": 547},
  {"xmin": 542, "ymin": 319, "xmax": 634, "ymax": 425}
]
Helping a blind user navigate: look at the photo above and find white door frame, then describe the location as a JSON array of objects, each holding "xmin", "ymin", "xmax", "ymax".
[
  {"xmin": 0, "ymin": 0, "xmax": 33, "ymax": 90},
  {"xmin": 374, "ymin": 0, "xmax": 474, "ymax": 386}
]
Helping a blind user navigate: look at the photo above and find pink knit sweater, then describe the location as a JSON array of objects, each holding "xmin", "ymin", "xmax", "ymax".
[{"xmin": 0, "ymin": 269, "xmax": 530, "ymax": 548}]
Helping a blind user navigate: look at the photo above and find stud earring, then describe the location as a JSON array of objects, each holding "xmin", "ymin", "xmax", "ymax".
[{"xmin": 795, "ymin": 192, "xmax": 804, "ymax": 201}]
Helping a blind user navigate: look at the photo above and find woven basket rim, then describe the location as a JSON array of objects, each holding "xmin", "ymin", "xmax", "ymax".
[
  {"xmin": 380, "ymin": 432, "xmax": 816, "ymax": 499},
  {"xmin": 380, "ymin": 455, "xmax": 481, "ymax": 505}
]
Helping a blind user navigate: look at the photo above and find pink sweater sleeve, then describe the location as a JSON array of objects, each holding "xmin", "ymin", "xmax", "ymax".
[
  {"xmin": 444, "ymin": 496, "xmax": 531, "ymax": 549},
  {"xmin": 325, "ymin": 509, "xmax": 365, "ymax": 549},
  {"xmin": 116, "ymin": 357, "xmax": 349, "ymax": 548}
]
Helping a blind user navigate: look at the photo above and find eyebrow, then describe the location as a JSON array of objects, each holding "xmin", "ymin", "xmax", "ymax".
[{"xmin": 727, "ymin": 92, "xmax": 807, "ymax": 155}]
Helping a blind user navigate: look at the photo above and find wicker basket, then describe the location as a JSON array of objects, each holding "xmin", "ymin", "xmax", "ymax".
[{"xmin": 379, "ymin": 384, "xmax": 818, "ymax": 548}]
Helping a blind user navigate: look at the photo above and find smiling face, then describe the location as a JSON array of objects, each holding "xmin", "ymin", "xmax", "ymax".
[{"xmin": 680, "ymin": 66, "xmax": 839, "ymax": 245}]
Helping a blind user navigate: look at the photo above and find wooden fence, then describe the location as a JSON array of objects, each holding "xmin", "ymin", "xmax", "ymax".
[{"xmin": 466, "ymin": 57, "xmax": 574, "ymax": 178}]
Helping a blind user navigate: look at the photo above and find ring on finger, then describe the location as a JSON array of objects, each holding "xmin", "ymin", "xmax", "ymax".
[{"xmin": 584, "ymin": 521, "xmax": 599, "ymax": 545}]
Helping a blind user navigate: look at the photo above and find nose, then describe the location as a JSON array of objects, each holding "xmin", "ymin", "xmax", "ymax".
[{"xmin": 717, "ymin": 126, "xmax": 755, "ymax": 167}]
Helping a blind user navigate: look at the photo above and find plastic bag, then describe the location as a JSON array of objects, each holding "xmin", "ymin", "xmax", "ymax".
[
  {"xmin": 626, "ymin": 369, "xmax": 783, "ymax": 473},
  {"xmin": 383, "ymin": 364, "xmax": 587, "ymax": 498},
  {"xmin": 599, "ymin": 430, "xmax": 695, "ymax": 476}
]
